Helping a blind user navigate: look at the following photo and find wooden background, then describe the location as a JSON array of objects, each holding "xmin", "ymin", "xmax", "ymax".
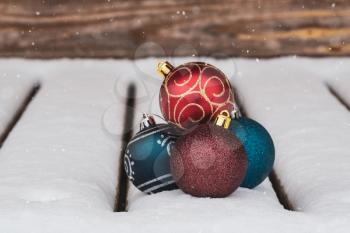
[{"xmin": 1, "ymin": 0, "xmax": 350, "ymax": 58}]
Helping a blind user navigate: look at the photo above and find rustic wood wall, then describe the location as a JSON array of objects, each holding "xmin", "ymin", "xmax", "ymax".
[{"xmin": 1, "ymin": 0, "xmax": 350, "ymax": 58}]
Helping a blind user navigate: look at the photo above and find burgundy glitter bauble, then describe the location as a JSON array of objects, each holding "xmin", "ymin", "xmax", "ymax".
[
  {"xmin": 158, "ymin": 62, "xmax": 234, "ymax": 131},
  {"xmin": 170, "ymin": 124, "xmax": 247, "ymax": 198}
]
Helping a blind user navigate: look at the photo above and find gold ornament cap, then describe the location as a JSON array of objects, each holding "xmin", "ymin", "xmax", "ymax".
[
  {"xmin": 157, "ymin": 61, "xmax": 174, "ymax": 78},
  {"xmin": 214, "ymin": 110, "xmax": 232, "ymax": 129}
]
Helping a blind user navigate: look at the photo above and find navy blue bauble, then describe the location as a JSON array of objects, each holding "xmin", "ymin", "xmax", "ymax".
[
  {"xmin": 124, "ymin": 114, "xmax": 179, "ymax": 194},
  {"xmin": 229, "ymin": 117, "xmax": 275, "ymax": 188}
]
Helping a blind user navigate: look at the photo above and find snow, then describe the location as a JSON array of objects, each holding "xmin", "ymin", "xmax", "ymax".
[
  {"xmin": 0, "ymin": 58, "xmax": 349, "ymax": 232},
  {"xmin": 258, "ymin": 58, "xmax": 350, "ymax": 107}
]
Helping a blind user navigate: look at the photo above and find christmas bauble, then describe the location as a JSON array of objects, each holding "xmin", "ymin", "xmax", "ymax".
[
  {"xmin": 228, "ymin": 108, "xmax": 275, "ymax": 189},
  {"xmin": 124, "ymin": 114, "xmax": 179, "ymax": 194},
  {"xmin": 170, "ymin": 111, "xmax": 247, "ymax": 198},
  {"xmin": 157, "ymin": 61, "xmax": 234, "ymax": 131}
]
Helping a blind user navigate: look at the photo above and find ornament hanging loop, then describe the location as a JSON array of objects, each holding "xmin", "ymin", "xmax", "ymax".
[
  {"xmin": 157, "ymin": 61, "xmax": 174, "ymax": 78},
  {"xmin": 215, "ymin": 110, "xmax": 231, "ymax": 129}
]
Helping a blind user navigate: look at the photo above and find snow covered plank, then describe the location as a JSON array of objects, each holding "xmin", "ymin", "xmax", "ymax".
[
  {"xmin": 0, "ymin": 72, "xmax": 36, "ymax": 145},
  {"xmin": 0, "ymin": 62, "xmax": 131, "ymax": 212},
  {"xmin": 233, "ymin": 58, "xmax": 350, "ymax": 219},
  {"xmin": 0, "ymin": 58, "xmax": 313, "ymax": 232},
  {"xmin": 0, "ymin": 58, "xmax": 349, "ymax": 233}
]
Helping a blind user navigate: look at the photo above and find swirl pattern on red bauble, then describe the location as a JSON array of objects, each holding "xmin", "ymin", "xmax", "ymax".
[{"xmin": 159, "ymin": 62, "xmax": 234, "ymax": 130}]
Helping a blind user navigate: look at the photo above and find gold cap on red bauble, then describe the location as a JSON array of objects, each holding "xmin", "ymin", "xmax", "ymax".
[{"xmin": 157, "ymin": 61, "xmax": 174, "ymax": 78}]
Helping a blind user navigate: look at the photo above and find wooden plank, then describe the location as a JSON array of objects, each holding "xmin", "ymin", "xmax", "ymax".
[{"xmin": 1, "ymin": 0, "xmax": 350, "ymax": 58}]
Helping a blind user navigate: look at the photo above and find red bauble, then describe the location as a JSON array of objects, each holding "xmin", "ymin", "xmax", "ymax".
[
  {"xmin": 170, "ymin": 124, "xmax": 247, "ymax": 198},
  {"xmin": 158, "ymin": 61, "xmax": 234, "ymax": 130}
]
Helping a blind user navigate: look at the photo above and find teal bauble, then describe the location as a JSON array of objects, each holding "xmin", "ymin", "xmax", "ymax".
[
  {"xmin": 124, "ymin": 114, "xmax": 179, "ymax": 194},
  {"xmin": 228, "ymin": 109, "xmax": 275, "ymax": 189}
]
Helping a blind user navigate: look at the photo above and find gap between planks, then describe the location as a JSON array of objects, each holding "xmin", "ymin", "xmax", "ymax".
[
  {"xmin": 0, "ymin": 83, "xmax": 40, "ymax": 148},
  {"xmin": 114, "ymin": 84, "xmax": 136, "ymax": 212},
  {"xmin": 327, "ymin": 84, "xmax": 350, "ymax": 111},
  {"xmin": 234, "ymin": 89, "xmax": 295, "ymax": 211}
]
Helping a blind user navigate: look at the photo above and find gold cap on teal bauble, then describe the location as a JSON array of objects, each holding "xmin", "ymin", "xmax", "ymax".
[{"xmin": 124, "ymin": 113, "xmax": 179, "ymax": 194}]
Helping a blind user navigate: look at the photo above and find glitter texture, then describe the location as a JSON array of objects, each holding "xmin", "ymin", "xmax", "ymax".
[
  {"xmin": 229, "ymin": 117, "xmax": 275, "ymax": 189},
  {"xmin": 170, "ymin": 124, "xmax": 247, "ymax": 198}
]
